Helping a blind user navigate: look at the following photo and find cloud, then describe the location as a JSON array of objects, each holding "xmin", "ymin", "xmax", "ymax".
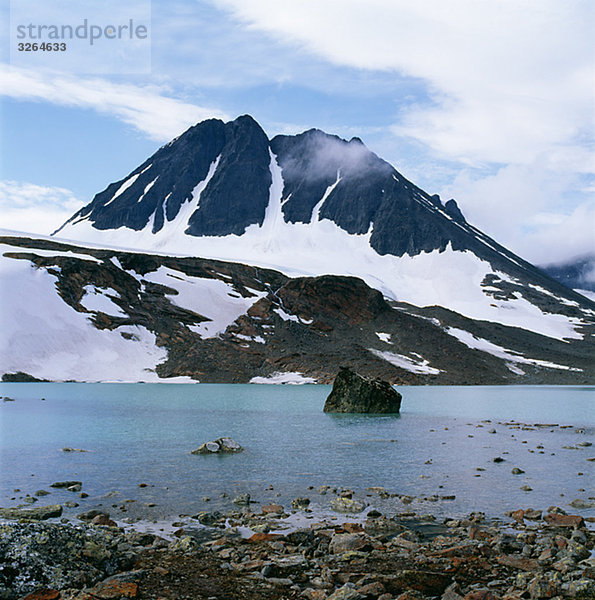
[
  {"xmin": 0, "ymin": 65, "xmax": 229, "ymax": 141},
  {"xmin": 0, "ymin": 180, "xmax": 84, "ymax": 235},
  {"xmin": 440, "ymin": 164, "xmax": 595, "ymax": 265},
  {"xmin": 212, "ymin": 1, "xmax": 593, "ymax": 166}
]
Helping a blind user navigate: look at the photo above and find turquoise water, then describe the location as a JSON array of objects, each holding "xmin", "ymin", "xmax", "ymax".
[{"xmin": 0, "ymin": 384, "xmax": 593, "ymax": 521}]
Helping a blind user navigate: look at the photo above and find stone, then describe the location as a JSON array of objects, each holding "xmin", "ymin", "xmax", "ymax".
[
  {"xmin": 262, "ymin": 503, "xmax": 283, "ymax": 514},
  {"xmin": 330, "ymin": 497, "xmax": 365, "ymax": 513},
  {"xmin": 168, "ymin": 535, "xmax": 199, "ymax": 554},
  {"xmin": 50, "ymin": 480, "xmax": 82, "ymax": 488},
  {"xmin": 21, "ymin": 590, "xmax": 60, "ymax": 600},
  {"xmin": 323, "ymin": 367, "xmax": 402, "ymax": 413},
  {"xmin": 527, "ymin": 574, "xmax": 559, "ymax": 599},
  {"xmin": 195, "ymin": 510, "xmax": 224, "ymax": 526},
  {"xmin": 329, "ymin": 533, "xmax": 371, "ymax": 554},
  {"xmin": 327, "ymin": 584, "xmax": 365, "ymax": 600},
  {"xmin": 358, "ymin": 582, "xmax": 385, "ymax": 597},
  {"xmin": 544, "ymin": 513, "xmax": 584, "ymax": 528},
  {"xmin": 566, "ymin": 579, "xmax": 595, "ymax": 598},
  {"xmin": 291, "ymin": 497, "xmax": 311, "ymax": 510},
  {"xmin": 464, "ymin": 592, "xmax": 499, "ymax": 600},
  {"xmin": 496, "ymin": 555, "xmax": 542, "ymax": 572},
  {"xmin": 524, "ymin": 509, "xmax": 542, "ymax": 521},
  {"xmin": 511, "ymin": 467, "xmax": 525, "ymax": 474},
  {"xmin": 78, "ymin": 509, "xmax": 108, "ymax": 521},
  {"xmin": 0, "ymin": 504, "xmax": 63, "ymax": 520},
  {"xmin": 510, "ymin": 509, "xmax": 525, "ymax": 523},
  {"xmin": 91, "ymin": 514, "xmax": 118, "ymax": 527},
  {"xmin": 86, "ymin": 579, "xmax": 138, "ymax": 599},
  {"xmin": 392, "ymin": 571, "xmax": 451, "ymax": 596},
  {"xmin": 190, "ymin": 437, "xmax": 243, "ymax": 454},
  {"xmin": 568, "ymin": 498, "xmax": 595, "ymax": 509},
  {"xmin": 232, "ymin": 493, "xmax": 251, "ymax": 506}
]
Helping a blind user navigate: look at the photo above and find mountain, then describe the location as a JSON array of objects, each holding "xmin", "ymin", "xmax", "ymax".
[
  {"xmin": 1, "ymin": 115, "xmax": 593, "ymax": 383},
  {"xmin": 1, "ymin": 233, "xmax": 593, "ymax": 384}
]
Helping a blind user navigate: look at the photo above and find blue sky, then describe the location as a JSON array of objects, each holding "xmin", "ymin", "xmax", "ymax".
[{"xmin": 0, "ymin": 0, "xmax": 593, "ymax": 266}]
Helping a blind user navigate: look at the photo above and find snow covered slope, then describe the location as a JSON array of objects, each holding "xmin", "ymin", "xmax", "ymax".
[
  {"xmin": 1, "ymin": 233, "xmax": 593, "ymax": 384},
  {"xmin": 55, "ymin": 116, "xmax": 593, "ymax": 344}
]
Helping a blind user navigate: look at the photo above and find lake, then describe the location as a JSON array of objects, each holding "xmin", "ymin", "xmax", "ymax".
[{"xmin": 0, "ymin": 384, "xmax": 593, "ymax": 523}]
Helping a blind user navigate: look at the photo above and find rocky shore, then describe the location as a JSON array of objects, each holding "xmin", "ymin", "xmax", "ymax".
[{"xmin": 1, "ymin": 495, "xmax": 593, "ymax": 600}]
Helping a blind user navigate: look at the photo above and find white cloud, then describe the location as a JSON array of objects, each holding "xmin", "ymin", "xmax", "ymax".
[
  {"xmin": 440, "ymin": 164, "xmax": 595, "ymax": 265},
  {"xmin": 0, "ymin": 180, "xmax": 84, "ymax": 235},
  {"xmin": 0, "ymin": 65, "xmax": 229, "ymax": 141},
  {"xmin": 213, "ymin": 0, "xmax": 593, "ymax": 167},
  {"xmin": 212, "ymin": 0, "xmax": 594, "ymax": 263}
]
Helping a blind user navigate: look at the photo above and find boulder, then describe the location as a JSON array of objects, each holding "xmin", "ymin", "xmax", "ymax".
[
  {"xmin": 0, "ymin": 504, "xmax": 63, "ymax": 520},
  {"xmin": 190, "ymin": 437, "xmax": 243, "ymax": 454},
  {"xmin": 323, "ymin": 367, "xmax": 402, "ymax": 413}
]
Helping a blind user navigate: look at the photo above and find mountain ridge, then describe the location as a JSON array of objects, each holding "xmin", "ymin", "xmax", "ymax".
[
  {"xmin": 3, "ymin": 115, "xmax": 592, "ymax": 383},
  {"xmin": 1, "ymin": 232, "xmax": 593, "ymax": 384}
]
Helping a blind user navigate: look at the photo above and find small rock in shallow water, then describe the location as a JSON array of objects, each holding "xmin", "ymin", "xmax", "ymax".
[
  {"xmin": 190, "ymin": 437, "xmax": 243, "ymax": 454},
  {"xmin": 568, "ymin": 498, "xmax": 595, "ymax": 509},
  {"xmin": 232, "ymin": 493, "xmax": 251, "ymax": 506},
  {"xmin": 0, "ymin": 504, "xmax": 63, "ymax": 520},
  {"xmin": 330, "ymin": 497, "xmax": 365, "ymax": 513},
  {"xmin": 50, "ymin": 480, "xmax": 82, "ymax": 489},
  {"xmin": 511, "ymin": 467, "xmax": 525, "ymax": 474},
  {"xmin": 292, "ymin": 497, "xmax": 311, "ymax": 510}
]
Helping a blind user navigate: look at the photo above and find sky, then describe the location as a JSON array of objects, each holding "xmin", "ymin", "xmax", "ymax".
[{"xmin": 0, "ymin": 0, "xmax": 593, "ymax": 267}]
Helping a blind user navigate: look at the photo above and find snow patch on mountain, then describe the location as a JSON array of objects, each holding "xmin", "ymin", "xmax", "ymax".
[
  {"xmin": 575, "ymin": 289, "xmax": 595, "ymax": 302},
  {"xmin": 445, "ymin": 327, "xmax": 582, "ymax": 372},
  {"xmin": 249, "ymin": 371, "xmax": 317, "ymax": 384},
  {"xmin": 0, "ymin": 256, "xmax": 169, "ymax": 382},
  {"xmin": 369, "ymin": 348, "xmax": 443, "ymax": 375},
  {"xmin": 80, "ymin": 285, "xmax": 126, "ymax": 317},
  {"xmin": 0, "ymin": 244, "xmax": 101, "ymax": 263},
  {"xmin": 142, "ymin": 266, "xmax": 266, "ymax": 339},
  {"xmin": 376, "ymin": 332, "xmax": 392, "ymax": 344}
]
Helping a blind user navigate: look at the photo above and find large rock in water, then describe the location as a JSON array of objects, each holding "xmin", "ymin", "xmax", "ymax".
[{"xmin": 323, "ymin": 368, "xmax": 402, "ymax": 413}]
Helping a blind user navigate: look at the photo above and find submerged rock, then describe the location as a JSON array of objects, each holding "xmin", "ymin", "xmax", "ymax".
[
  {"xmin": 50, "ymin": 480, "xmax": 82, "ymax": 489},
  {"xmin": 190, "ymin": 437, "xmax": 243, "ymax": 454},
  {"xmin": 323, "ymin": 367, "xmax": 402, "ymax": 414},
  {"xmin": 0, "ymin": 504, "xmax": 63, "ymax": 520}
]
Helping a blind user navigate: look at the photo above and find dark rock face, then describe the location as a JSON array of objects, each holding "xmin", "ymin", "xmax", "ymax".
[
  {"xmin": 68, "ymin": 118, "xmax": 227, "ymax": 233},
  {"xmin": 323, "ymin": 367, "xmax": 402, "ymax": 413},
  {"xmin": 59, "ymin": 115, "xmax": 272, "ymax": 238},
  {"xmin": 186, "ymin": 115, "xmax": 273, "ymax": 236}
]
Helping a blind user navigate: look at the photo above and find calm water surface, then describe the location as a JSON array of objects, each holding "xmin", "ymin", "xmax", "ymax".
[{"xmin": 0, "ymin": 384, "xmax": 593, "ymax": 522}]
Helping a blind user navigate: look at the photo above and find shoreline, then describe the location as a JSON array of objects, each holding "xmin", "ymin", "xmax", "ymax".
[{"xmin": 1, "ymin": 495, "xmax": 594, "ymax": 600}]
